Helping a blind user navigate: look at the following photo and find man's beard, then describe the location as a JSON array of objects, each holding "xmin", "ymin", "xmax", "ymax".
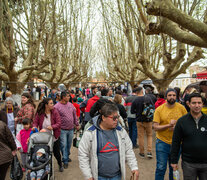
[{"xmin": 167, "ymin": 99, "xmax": 176, "ymax": 105}]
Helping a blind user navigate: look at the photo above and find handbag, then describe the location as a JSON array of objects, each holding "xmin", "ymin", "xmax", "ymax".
[{"xmin": 10, "ymin": 155, "xmax": 23, "ymax": 180}]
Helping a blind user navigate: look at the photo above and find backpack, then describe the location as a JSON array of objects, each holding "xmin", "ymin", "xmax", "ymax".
[{"xmin": 142, "ymin": 97, "xmax": 155, "ymax": 122}]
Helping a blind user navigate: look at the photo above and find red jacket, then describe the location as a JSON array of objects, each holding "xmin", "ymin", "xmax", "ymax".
[
  {"xmin": 73, "ymin": 103, "xmax": 80, "ymax": 118},
  {"xmin": 85, "ymin": 96, "xmax": 100, "ymax": 113},
  {"xmin": 155, "ymin": 98, "xmax": 166, "ymax": 109},
  {"xmin": 33, "ymin": 108, "xmax": 61, "ymax": 139}
]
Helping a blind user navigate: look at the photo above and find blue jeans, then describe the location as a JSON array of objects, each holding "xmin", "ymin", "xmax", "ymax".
[
  {"xmin": 155, "ymin": 139, "xmax": 173, "ymax": 180},
  {"xmin": 60, "ymin": 129, "xmax": 74, "ymax": 164},
  {"xmin": 128, "ymin": 118, "xmax": 137, "ymax": 146},
  {"xmin": 98, "ymin": 174, "xmax": 121, "ymax": 180}
]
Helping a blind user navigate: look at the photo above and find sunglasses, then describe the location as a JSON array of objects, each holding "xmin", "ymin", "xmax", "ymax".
[{"xmin": 106, "ymin": 115, "xmax": 120, "ymax": 121}]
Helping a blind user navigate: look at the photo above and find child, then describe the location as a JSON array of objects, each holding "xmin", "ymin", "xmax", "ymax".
[
  {"xmin": 72, "ymin": 97, "xmax": 80, "ymax": 119},
  {"xmin": 16, "ymin": 118, "xmax": 32, "ymax": 171},
  {"xmin": 29, "ymin": 148, "xmax": 49, "ymax": 180}
]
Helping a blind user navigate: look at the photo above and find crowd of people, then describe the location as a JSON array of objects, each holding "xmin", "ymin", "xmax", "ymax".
[{"xmin": 0, "ymin": 83, "xmax": 207, "ymax": 180}]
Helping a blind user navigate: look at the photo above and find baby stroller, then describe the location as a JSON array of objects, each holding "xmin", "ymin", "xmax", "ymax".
[{"xmin": 25, "ymin": 132, "xmax": 54, "ymax": 180}]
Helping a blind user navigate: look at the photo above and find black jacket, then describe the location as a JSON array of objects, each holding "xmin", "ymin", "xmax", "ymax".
[
  {"xmin": 171, "ymin": 113, "xmax": 207, "ymax": 164},
  {"xmin": 32, "ymin": 153, "xmax": 48, "ymax": 167},
  {"xmin": 146, "ymin": 93, "xmax": 157, "ymax": 104},
  {"xmin": 131, "ymin": 95, "xmax": 152, "ymax": 122},
  {"xmin": 116, "ymin": 103, "xmax": 127, "ymax": 120},
  {"xmin": 90, "ymin": 97, "xmax": 113, "ymax": 118}
]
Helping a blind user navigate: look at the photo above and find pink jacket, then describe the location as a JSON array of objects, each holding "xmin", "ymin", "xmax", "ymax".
[
  {"xmin": 33, "ymin": 108, "xmax": 61, "ymax": 139},
  {"xmin": 16, "ymin": 128, "xmax": 32, "ymax": 153}
]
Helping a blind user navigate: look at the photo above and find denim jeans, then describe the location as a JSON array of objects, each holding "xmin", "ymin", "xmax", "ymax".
[
  {"xmin": 155, "ymin": 139, "xmax": 173, "ymax": 180},
  {"xmin": 98, "ymin": 174, "xmax": 121, "ymax": 180},
  {"xmin": 128, "ymin": 118, "xmax": 137, "ymax": 146},
  {"xmin": 60, "ymin": 129, "xmax": 74, "ymax": 164}
]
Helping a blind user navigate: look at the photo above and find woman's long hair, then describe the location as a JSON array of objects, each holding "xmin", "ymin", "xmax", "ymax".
[
  {"xmin": 21, "ymin": 93, "xmax": 36, "ymax": 108},
  {"xmin": 36, "ymin": 98, "xmax": 52, "ymax": 115}
]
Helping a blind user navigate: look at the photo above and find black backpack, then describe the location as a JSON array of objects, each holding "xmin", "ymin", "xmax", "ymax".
[{"xmin": 142, "ymin": 97, "xmax": 155, "ymax": 122}]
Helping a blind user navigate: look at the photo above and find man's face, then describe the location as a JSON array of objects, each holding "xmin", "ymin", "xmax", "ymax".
[
  {"xmin": 93, "ymin": 88, "xmax": 98, "ymax": 94},
  {"xmin": 63, "ymin": 94, "xmax": 70, "ymax": 102},
  {"xmin": 189, "ymin": 97, "xmax": 203, "ymax": 114},
  {"xmin": 166, "ymin": 91, "xmax": 176, "ymax": 105},
  {"xmin": 102, "ymin": 112, "xmax": 119, "ymax": 129},
  {"xmin": 108, "ymin": 89, "xmax": 113, "ymax": 96}
]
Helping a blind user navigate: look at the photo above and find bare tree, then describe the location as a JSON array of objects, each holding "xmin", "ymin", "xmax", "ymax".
[
  {"xmin": 100, "ymin": 0, "xmax": 205, "ymax": 91},
  {"xmin": 137, "ymin": 0, "xmax": 207, "ymax": 48},
  {"xmin": 0, "ymin": 0, "xmax": 50, "ymax": 94},
  {"xmin": 35, "ymin": 0, "xmax": 93, "ymax": 88},
  {"xmin": 100, "ymin": 0, "xmax": 147, "ymax": 88}
]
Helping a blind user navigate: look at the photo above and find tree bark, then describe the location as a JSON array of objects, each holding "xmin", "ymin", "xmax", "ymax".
[{"xmin": 145, "ymin": 0, "xmax": 207, "ymax": 47}]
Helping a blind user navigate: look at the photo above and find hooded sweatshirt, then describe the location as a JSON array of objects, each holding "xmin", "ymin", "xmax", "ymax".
[{"xmin": 155, "ymin": 98, "xmax": 166, "ymax": 109}]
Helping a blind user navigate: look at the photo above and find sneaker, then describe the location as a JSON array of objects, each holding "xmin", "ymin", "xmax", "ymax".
[
  {"xmin": 63, "ymin": 163, "xmax": 68, "ymax": 169},
  {"xmin": 147, "ymin": 152, "xmax": 153, "ymax": 158},
  {"xmin": 133, "ymin": 144, "xmax": 139, "ymax": 149},
  {"xmin": 139, "ymin": 153, "xmax": 145, "ymax": 158},
  {"xmin": 59, "ymin": 165, "xmax": 64, "ymax": 172},
  {"xmin": 68, "ymin": 158, "xmax": 72, "ymax": 162}
]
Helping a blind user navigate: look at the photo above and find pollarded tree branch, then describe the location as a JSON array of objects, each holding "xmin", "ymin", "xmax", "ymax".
[
  {"xmin": 17, "ymin": 65, "xmax": 38, "ymax": 75},
  {"xmin": 145, "ymin": 18, "xmax": 207, "ymax": 48},
  {"xmin": 61, "ymin": 70, "xmax": 77, "ymax": 83},
  {"xmin": 134, "ymin": 0, "xmax": 148, "ymax": 26},
  {"xmin": 145, "ymin": 0, "xmax": 207, "ymax": 43},
  {"xmin": 0, "ymin": 71, "xmax": 9, "ymax": 81},
  {"xmin": 170, "ymin": 47, "xmax": 205, "ymax": 78}
]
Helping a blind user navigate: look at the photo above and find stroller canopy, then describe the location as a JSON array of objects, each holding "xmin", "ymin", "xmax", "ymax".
[{"xmin": 27, "ymin": 132, "xmax": 54, "ymax": 153}]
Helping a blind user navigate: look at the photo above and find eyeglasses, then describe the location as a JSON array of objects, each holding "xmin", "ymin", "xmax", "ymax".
[{"xmin": 106, "ymin": 115, "xmax": 120, "ymax": 121}]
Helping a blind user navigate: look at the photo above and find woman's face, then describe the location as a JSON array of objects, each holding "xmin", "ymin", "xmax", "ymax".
[
  {"xmin": 21, "ymin": 96, "xmax": 28, "ymax": 104},
  {"xmin": 6, "ymin": 101, "xmax": 13, "ymax": 109},
  {"xmin": 46, "ymin": 100, "xmax": 54, "ymax": 111}
]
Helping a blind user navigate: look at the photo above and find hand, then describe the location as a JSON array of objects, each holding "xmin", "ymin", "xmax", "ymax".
[
  {"xmin": 170, "ymin": 120, "xmax": 177, "ymax": 125},
  {"xmin": 12, "ymin": 150, "xmax": 17, "ymax": 156},
  {"xmin": 171, "ymin": 164, "xmax": 178, "ymax": 171},
  {"xmin": 131, "ymin": 169, "xmax": 139, "ymax": 180},
  {"xmin": 40, "ymin": 129, "xmax": 47, "ymax": 132},
  {"xmin": 32, "ymin": 127, "xmax": 36, "ymax": 131},
  {"xmin": 14, "ymin": 117, "xmax": 18, "ymax": 122},
  {"xmin": 47, "ymin": 126, "xmax": 53, "ymax": 130},
  {"xmin": 75, "ymin": 125, "xmax": 80, "ymax": 131}
]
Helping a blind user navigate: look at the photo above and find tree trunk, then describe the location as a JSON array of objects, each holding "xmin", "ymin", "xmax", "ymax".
[
  {"xmin": 50, "ymin": 83, "xmax": 58, "ymax": 90},
  {"xmin": 153, "ymin": 79, "xmax": 173, "ymax": 92}
]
